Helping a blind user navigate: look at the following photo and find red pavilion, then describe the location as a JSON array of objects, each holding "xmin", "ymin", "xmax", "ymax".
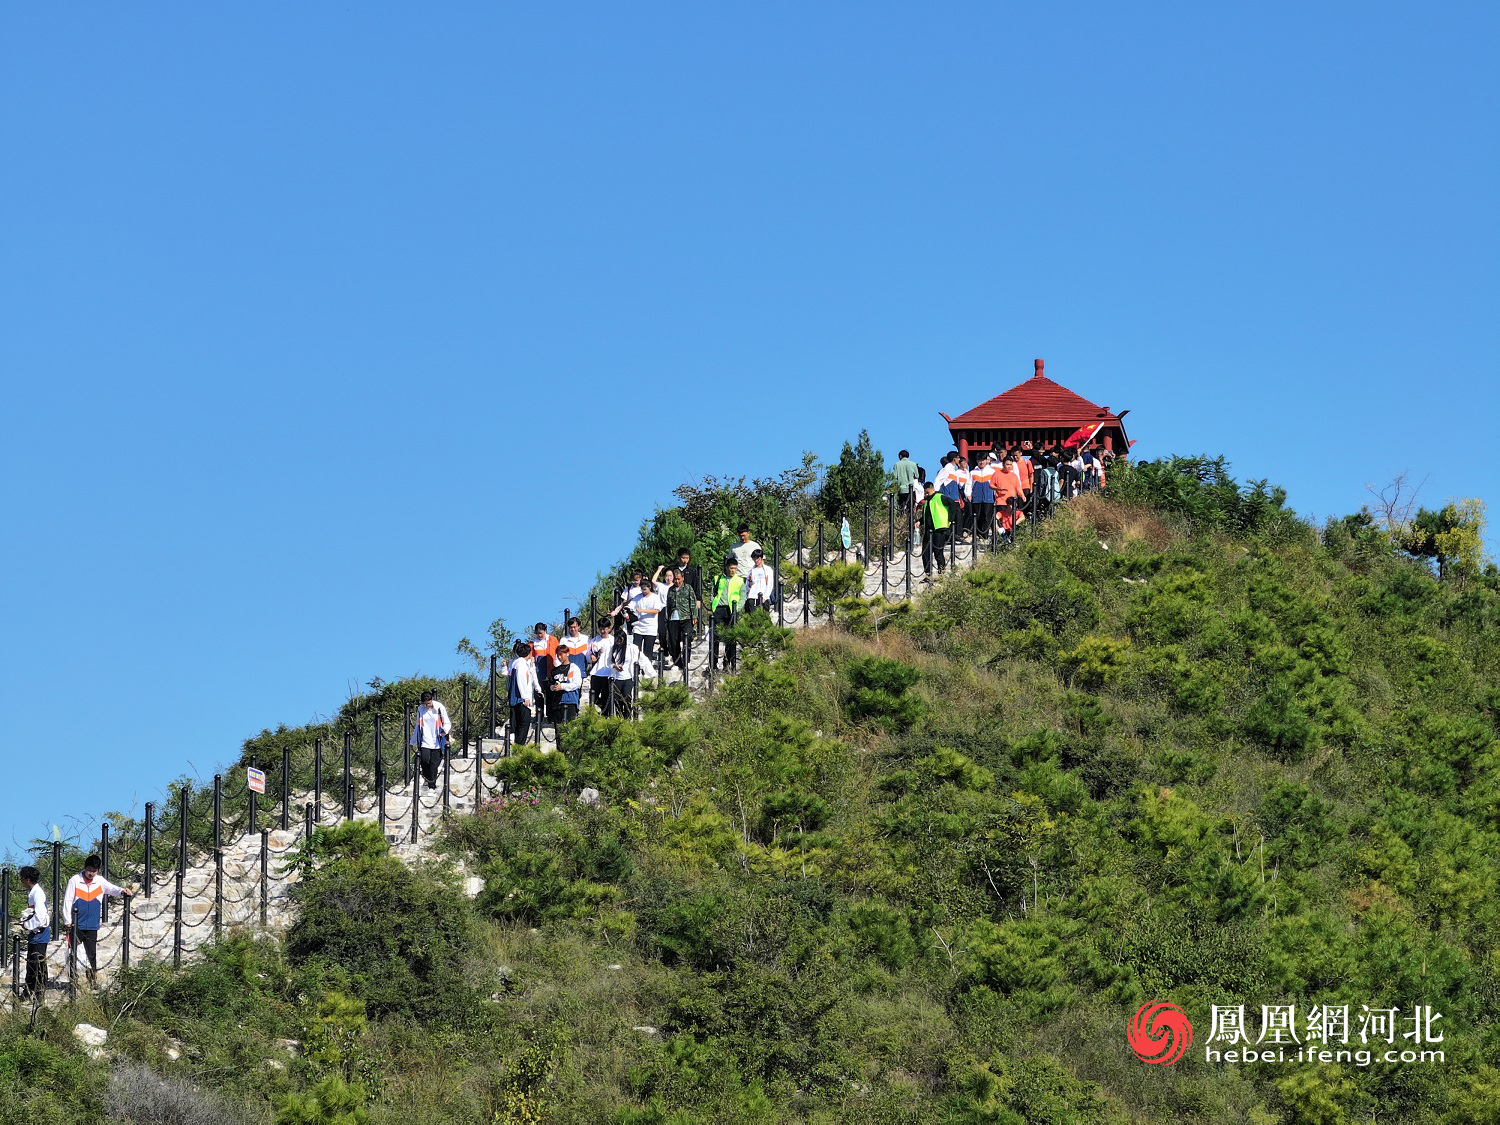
[{"xmin": 939, "ymin": 359, "xmax": 1130, "ymax": 459}]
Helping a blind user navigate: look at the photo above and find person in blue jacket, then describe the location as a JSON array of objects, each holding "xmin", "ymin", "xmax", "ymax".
[{"xmin": 64, "ymin": 855, "xmax": 132, "ymax": 984}]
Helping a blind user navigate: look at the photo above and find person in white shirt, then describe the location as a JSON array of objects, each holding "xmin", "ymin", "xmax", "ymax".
[
  {"xmin": 745, "ymin": 549, "xmax": 775, "ymax": 614},
  {"xmin": 607, "ymin": 629, "xmax": 655, "ymax": 719},
  {"xmin": 620, "ymin": 577, "xmax": 665, "ymax": 661},
  {"xmin": 63, "ymin": 855, "xmax": 132, "ymax": 983},
  {"xmin": 408, "ymin": 690, "xmax": 452, "ymax": 791},
  {"xmin": 587, "ymin": 617, "xmax": 618, "ymax": 715},
  {"xmin": 731, "ymin": 524, "xmax": 762, "ymax": 573},
  {"xmin": 508, "ymin": 640, "xmax": 542, "ymax": 747},
  {"xmin": 18, "ymin": 866, "xmax": 50, "ymax": 1000}
]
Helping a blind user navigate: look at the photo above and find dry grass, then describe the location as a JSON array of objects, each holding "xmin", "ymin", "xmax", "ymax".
[{"xmin": 1054, "ymin": 494, "xmax": 1176, "ymax": 550}]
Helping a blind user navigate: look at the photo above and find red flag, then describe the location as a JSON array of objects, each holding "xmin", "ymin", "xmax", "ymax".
[{"xmin": 1063, "ymin": 421, "xmax": 1104, "ymax": 449}]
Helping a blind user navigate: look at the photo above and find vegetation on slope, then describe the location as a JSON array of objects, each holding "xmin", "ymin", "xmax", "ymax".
[{"xmin": 4, "ymin": 456, "xmax": 1499, "ymax": 1124}]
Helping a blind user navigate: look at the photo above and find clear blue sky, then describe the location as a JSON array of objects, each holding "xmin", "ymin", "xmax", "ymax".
[{"xmin": 2, "ymin": 4, "xmax": 1495, "ymax": 847}]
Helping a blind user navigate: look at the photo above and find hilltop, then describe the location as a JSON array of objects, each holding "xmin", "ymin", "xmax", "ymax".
[{"xmin": 3, "ymin": 456, "xmax": 1499, "ymax": 1124}]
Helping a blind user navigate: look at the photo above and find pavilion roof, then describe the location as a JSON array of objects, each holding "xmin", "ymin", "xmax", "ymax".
[{"xmin": 944, "ymin": 359, "xmax": 1126, "ymax": 433}]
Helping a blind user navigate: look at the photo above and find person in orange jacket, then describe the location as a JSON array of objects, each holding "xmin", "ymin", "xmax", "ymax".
[{"xmin": 994, "ymin": 451, "xmax": 1027, "ymax": 534}]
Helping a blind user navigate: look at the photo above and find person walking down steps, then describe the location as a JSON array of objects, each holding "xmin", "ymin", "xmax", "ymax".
[
  {"xmin": 16, "ymin": 866, "xmax": 50, "ymax": 1001},
  {"xmin": 919, "ymin": 480, "xmax": 951, "ymax": 580},
  {"xmin": 410, "ymin": 689, "xmax": 452, "ymax": 791},
  {"xmin": 63, "ymin": 854, "xmax": 132, "ymax": 985},
  {"xmin": 508, "ymin": 640, "xmax": 542, "ymax": 747},
  {"xmin": 711, "ymin": 556, "xmax": 748, "ymax": 671}
]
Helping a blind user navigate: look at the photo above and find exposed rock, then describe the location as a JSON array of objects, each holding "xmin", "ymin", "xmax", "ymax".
[{"xmin": 73, "ymin": 1023, "xmax": 108, "ymax": 1059}]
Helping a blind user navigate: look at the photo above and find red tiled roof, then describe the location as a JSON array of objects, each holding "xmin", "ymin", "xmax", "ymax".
[{"xmin": 946, "ymin": 359, "xmax": 1125, "ymax": 430}]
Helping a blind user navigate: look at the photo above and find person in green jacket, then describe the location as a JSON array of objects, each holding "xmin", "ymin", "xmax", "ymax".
[
  {"xmin": 920, "ymin": 480, "xmax": 951, "ymax": 579},
  {"xmin": 892, "ymin": 449, "xmax": 919, "ymax": 525},
  {"xmin": 710, "ymin": 557, "xmax": 747, "ymax": 671}
]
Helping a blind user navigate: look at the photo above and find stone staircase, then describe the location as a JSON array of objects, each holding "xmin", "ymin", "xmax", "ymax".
[{"xmin": 15, "ymin": 526, "xmax": 998, "ymax": 1005}]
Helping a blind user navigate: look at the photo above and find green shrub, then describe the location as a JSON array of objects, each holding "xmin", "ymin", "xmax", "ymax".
[
  {"xmin": 491, "ymin": 745, "xmax": 571, "ymax": 790},
  {"xmin": 286, "ymin": 845, "xmax": 484, "ymax": 1023}
]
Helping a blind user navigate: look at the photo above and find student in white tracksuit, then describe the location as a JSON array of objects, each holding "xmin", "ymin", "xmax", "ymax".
[
  {"xmin": 409, "ymin": 690, "xmax": 453, "ymax": 790},
  {"xmin": 607, "ymin": 631, "xmax": 654, "ymax": 719},
  {"xmin": 508, "ymin": 640, "xmax": 542, "ymax": 747}
]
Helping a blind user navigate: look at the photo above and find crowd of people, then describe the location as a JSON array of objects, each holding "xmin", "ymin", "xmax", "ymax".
[
  {"xmin": 401, "ymin": 441, "xmax": 1116, "ymax": 759},
  {"xmin": 897, "ymin": 442, "xmax": 1112, "ymax": 577},
  {"xmin": 9, "ymin": 440, "xmax": 1117, "ymax": 999}
]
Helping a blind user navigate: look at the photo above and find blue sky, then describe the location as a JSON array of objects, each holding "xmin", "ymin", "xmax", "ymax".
[{"xmin": 2, "ymin": 3, "xmax": 1495, "ymax": 846}]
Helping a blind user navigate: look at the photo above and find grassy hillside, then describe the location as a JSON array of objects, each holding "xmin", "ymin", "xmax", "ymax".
[{"xmin": 6, "ymin": 462, "xmax": 1500, "ymax": 1124}]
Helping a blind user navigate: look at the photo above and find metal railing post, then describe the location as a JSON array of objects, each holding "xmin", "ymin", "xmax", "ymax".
[
  {"xmin": 248, "ymin": 756, "xmax": 258, "ymax": 836},
  {"xmin": 50, "ymin": 841, "xmax": 62, "ymax": 938},
  {"xmin": 489, "ymin": 655, "xmax": 498, "ymax": 740},
  {"xmin": 144, "ymin": 802, "xmax": 154, "ymax": 898},
  {"xmin": 375, "ymin": 715, "xmax": 386, "ymax": 836},
  {"xmin": 281, "ymin": 747, "xmax": 292, "ymax": 831},
  {"xmin": 443, "ymin": 728, "xmax": 451, "ymax": 813},
  {"xmin": 905, "ymin": 534, "xmax": 912, "ymax": 597},
  {"xmin": 99, "ymin": 823, "xmax": 111, "ymax": 924},
  {"xmin": 773, "ymin": 535, "xmax": 784, "ymax": 625},
  {"xmin": 403, "ymin": 706, "xmax": 412, "ymax": 787},
  {"xmin": 888, "ymin": 493, "xmax": 895, "ymax": 555},
  {"xmin": 304, "ymin": 801, "xmax": 314, "ymax": 846},
  {"xmin": 174, "ymin": 788, "xmax": 187, "ymax": 969},
  {"xmin": 796, "ymin": 527, "xmax": 804, "ymax": 569},
  {"xmin": 462, "ymin": 679, "xmax": 471, "ymax": 760},
  {"xmin": 706, "ymin": 619, "xmax": 716, "ymax": 693},
  {"xmin": 802, "ymin": 569, "xmax": 810, "ymax": 626},
  {"xmin": 881, "ymin": 547, "xmax": 888, "ymax": 598},
  {"xmin": 213, "ymin": 775, "xmax": 223, "ymax": 939},
  {"xmin": 259, "ymin": 831, "xmax": 269, "ymax": 928},
  {"xmin": 410, "ymin": 761, "xmax": 420, "ymax": 844},
  {"xmin": 120, "ymin": 898, "xmax": 131, "ymax": 970},
  {"xmin": 342, "ymin": 731, "xmax": 353, "ymax": 821}
]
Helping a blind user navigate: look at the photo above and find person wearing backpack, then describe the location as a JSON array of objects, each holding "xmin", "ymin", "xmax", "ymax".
[
  {"xmin": 409, "ymin": 689, "xmax": 452, "ymax": 791},
  {"xmin": 744, "ymin": 548, "xmax": 775, "ymax": 615}
]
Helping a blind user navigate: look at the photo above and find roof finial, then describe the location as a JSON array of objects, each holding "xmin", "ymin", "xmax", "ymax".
[{"xmin": 1034, "ymin": 358, "xmax": 1044, "ymax": 379}]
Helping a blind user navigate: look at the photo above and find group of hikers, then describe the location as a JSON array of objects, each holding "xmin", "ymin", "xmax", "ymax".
[
  {"xmin": 405, "ymin": 529, "xmax": 779, "ymax": 784},
  {"xmin": 401, "ymin": 439, "xmax": 1117, "ymax": 777},
  {"xmin": 899, "ymin": 442, "xmax": 1112, "ymax": 577},
  {"xmin": 12, "ymin": 855, "xmax": 132, "ymax": 1000},
  {"xmin": 13, "ymin": 438, "xmax": 1117, "ymax": 997}
]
